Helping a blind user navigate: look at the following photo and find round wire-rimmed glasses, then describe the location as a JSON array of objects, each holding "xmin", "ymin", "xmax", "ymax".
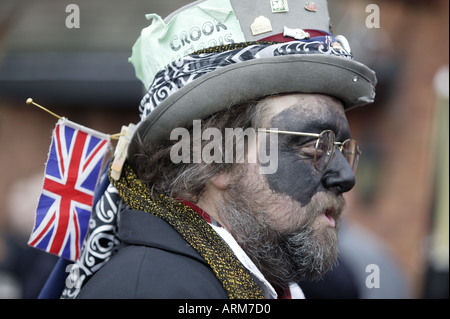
[{"xmin": 258, "ymin": 129, "xmax": 362, "ymax": 173}]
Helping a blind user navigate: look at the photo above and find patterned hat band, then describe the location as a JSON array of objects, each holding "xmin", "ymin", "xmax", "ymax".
[{"xmin": 138, "ymin": 33, "xmax": 352, "ymax": 121}]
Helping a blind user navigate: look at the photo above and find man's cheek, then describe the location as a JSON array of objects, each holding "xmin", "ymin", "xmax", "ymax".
[{"xmin": 265, "ymin": 154, "xmax": 320, "ymax": 206}]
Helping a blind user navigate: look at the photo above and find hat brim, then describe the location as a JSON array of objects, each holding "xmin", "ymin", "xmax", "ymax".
[{"xmin": 128, "ymin": 54, "xmax": 376, "ymax": 157}]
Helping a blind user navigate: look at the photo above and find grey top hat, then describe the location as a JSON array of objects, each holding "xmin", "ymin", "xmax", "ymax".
[{"xmin": 127, "ymin": 0, "xmax": 377, "ymax": 156}]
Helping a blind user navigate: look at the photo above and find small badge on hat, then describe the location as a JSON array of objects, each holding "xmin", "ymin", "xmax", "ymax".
[
  {"xmin": 271, "ymin": 0, "xmax": 289, "ymax": 13},
  {"xmin": 251, "ymin": 16, "xmax": 273, "ymax": 36},
  {"xmin": 304, "ymin": 2, "xmax": 317, "ymax": 12},
  {"xmin": 283, "ymin": 26, "xmax": 310, "ymax": 40}
]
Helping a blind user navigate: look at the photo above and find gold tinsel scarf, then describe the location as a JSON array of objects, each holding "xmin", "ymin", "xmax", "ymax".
[{"xmin": 109, "ymin": 162, "xmax": 265, "ymax": 299}]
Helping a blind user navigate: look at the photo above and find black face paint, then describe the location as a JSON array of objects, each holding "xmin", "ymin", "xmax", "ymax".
[{"xmin": 263, "ymin": 95, "xmax": 352, "ymax": 206}]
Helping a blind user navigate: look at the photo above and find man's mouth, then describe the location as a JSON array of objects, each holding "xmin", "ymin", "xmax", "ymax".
[{"xmin": 321, "ymin": 208, "xmax": 337, "ymax": 228}]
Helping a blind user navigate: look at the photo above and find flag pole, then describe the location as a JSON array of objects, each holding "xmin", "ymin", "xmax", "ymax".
[
  {"xmin": 26, "ymin": 98, "xmax": 62, "ymax": 120},
  {"xmin": 26, "ymin": 98, "xmax": 124, "ymax": 140}
]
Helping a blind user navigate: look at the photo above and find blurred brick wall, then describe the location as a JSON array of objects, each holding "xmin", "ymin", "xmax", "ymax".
[{"xmin": 346, "ymin": 0, "xmax": 449, "ymax": 298}]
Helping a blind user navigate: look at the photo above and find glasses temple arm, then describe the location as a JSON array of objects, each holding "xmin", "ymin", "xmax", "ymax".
[{"xmin": 257, "ymin": 129, "xmax": 320, "ymax": 138}]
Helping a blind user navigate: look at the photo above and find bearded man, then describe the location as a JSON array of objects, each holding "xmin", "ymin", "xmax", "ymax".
[{"xmin": 40, "ymin": 0, "xmax": 376, "ymax": 299}]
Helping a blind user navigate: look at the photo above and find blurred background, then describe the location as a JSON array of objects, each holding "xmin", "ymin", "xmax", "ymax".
[{"xmin": 0, "ymin": 0, "xmax": 448, "ymax": 299}]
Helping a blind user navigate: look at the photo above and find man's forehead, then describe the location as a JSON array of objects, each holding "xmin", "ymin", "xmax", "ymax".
[{"xmin": 262, "ymin": 94, "xmax": 346, "ymax": 126}]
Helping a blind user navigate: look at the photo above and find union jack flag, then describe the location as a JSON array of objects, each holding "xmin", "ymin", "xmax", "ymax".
[{"xmin": 28, "ymin": 118, "xmax": 110, "ymax": 261}]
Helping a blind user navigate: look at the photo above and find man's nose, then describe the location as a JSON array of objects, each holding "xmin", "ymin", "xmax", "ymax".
[{"xmin": 322, "ymin": 150, "xmax": 356, "ymax": 194}]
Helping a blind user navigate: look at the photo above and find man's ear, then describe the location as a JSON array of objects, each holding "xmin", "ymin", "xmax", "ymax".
[{"xmin": 210, "ymin": 172, "xmax": 231, "ymax": 190}]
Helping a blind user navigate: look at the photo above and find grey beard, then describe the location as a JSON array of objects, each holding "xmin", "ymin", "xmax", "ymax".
[{"xmin": 218, "ymin": 168, "xmax": 344, "ymax": 290}]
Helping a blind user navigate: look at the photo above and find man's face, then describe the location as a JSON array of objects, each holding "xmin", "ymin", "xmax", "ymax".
[
  {"xmin": 263, "ymin": 93, "xmax": 355, "ymax": 227},
  {"xmin": 218, "ymin": 94, "xmax": 355, "ymax": 288}
]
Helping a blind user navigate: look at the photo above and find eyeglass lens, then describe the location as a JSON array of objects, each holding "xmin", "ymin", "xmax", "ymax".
[
  {"xmin": 314, "ymin": 130, "xmax": 335, "ymax": 171},
  {"xmin": 341, "ymin": 140, "xmax": 359, "ymax": 173},
  {"xmin": 315, "ymin": 131, "xmax": 360, "ymax": 173}
]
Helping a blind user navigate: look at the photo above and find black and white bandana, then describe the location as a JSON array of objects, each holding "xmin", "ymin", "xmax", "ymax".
[
  {"xmin": 61, "ymin": 169, "xmax": 127, "ymax": 298},
  {"xmin": 138, "ymin": 37, "xmax": 352, "ymax": 120}
]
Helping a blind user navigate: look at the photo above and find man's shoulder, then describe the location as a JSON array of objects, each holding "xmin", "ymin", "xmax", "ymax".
[{"xmin": 77, "ymin": 210, "xmax": 228, "ymax": 299}]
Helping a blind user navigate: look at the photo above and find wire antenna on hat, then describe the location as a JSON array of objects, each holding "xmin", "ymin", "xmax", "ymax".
[{"xmin": 26, "ymin": 98, "xmax": 124, "ymax": 139}]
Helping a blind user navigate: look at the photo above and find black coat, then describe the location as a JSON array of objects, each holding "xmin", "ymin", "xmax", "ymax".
[{"xmin": 76, "ymin": 210, "xmax": 228, "ymax": 298}]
